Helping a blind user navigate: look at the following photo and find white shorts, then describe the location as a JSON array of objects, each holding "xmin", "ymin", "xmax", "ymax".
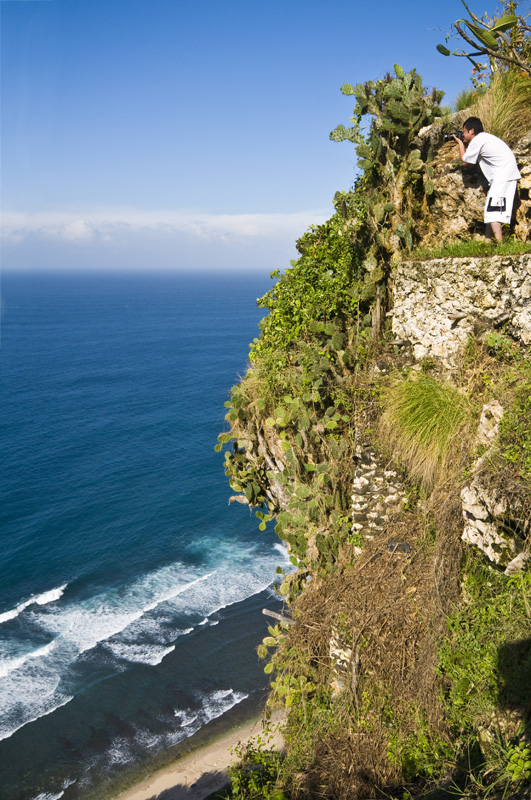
[{"xmin": 484, "ymin": 180, "xmax": 518, "ymax": 224}]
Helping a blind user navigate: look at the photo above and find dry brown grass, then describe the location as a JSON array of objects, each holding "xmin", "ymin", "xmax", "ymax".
[
  {"xmin": 470, "ymin": 71, "xmax": 531, "ymax": 147},
  {"xmin": 281, "ymin": 514, "xmax": 463, "ymax": 799}
]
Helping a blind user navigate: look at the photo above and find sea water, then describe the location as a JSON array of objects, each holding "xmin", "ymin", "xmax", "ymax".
[{"xmin": 0, "ymin": 270, "xmax": 286, "ymax": 800}]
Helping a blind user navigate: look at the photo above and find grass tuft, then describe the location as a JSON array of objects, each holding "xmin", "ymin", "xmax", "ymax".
[
  {"xmin": 380, "ymin": 374, "xmax": 476, "ymax": 490},
  {"xmin": 463, "ymin": 71, "xmax": 531, "ymax": 147},
  {"xmin": 454, "ymin": 85, "xmax": 487, "ymax": 111}
]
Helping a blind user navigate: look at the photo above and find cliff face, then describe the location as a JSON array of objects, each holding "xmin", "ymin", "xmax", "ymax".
[
  {"xmin": 222, "ymin": 254, "xmax": 531, "ymax": 800},
  {"xmin": 221, "ymin": 95, "xmax": 531, "ymax": 797},
  {"xmin": 391, "ymin": 255, "xmax": 531, "ymax": 576}
]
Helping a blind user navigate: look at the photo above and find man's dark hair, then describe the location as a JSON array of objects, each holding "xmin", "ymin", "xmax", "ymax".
[{"xmin": 463, "ymin": 116, "xmax": 484, "ymax": 135}]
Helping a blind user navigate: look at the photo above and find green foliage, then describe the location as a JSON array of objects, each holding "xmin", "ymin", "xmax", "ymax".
[
  {"xmin": 282, "ymin": 691, "xmax": 346, "ymax": 778},
  {"xmin": 330, "ymin": 66, "xmax": 445, "ymax": 277},
  {"xmin": 469, "ymin": 68, "xmax": 531, "ymax": 147},
  {"xmin": 213, "ymin": 47, "xmax": 531, "ymax": 800},
  {"xmin": 484, "ymin": 331, "xmax": 513, "ymax": 357},
  {"xmin": 498, "ymin": 375, "xmax": 531, "ymax": 478},
  {"xmin": 454, "ymin": 84, "xmax": 487, "ymax": 110},
  {"xmin": 218, "ymin": 237, "xmax": 379, "ymax": 583},
  {"xmin": 388, "ymin": 710, "xmax": 453, "ymax": 781},
  {"xmin": 380, "ymin": 374, "xmax": 476, "ymax": 489},
  {"xmin": 437, "ymin": 0, "xmax": 530, "ymax": 77},
  {"xmin": 258, "ymin": 622, "xmax": 290, "ymax": 667},
  {"xmin": 218, "ymin": 66, "xmax": 449, "ymax": 585},
  {"xmin": 249, "ymin": 211, "xmax": 361, "ymax": 368},
  {"xmin": 410, "ymin": 238, "xmax": 531, "ymax": 260},
  {"xmin": 438, "ymin": 562, "xmax": 531, "ymax": 733},
  {"xmin": 228, "ymin": 735, "xmax": 285, "ymax": 800},
  {"xmin": 436, "ymin": 559, "xmax": 531, "ymax": 796},
  {"xmin": 506, "ymin": 741, "xmax": 531, "ymax": 782},
  {"xmin": 259, "ymin": 620, "xmax": 320, "ymax": 721}
]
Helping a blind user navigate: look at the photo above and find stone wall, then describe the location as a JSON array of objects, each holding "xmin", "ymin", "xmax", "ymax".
[
  {"xmin": 351, "ymin": 447, "xmax": 407, "ymax": 545},
  {"xmin": 392, "ymin": 254, "xmax": 531, "ymax": 368}
]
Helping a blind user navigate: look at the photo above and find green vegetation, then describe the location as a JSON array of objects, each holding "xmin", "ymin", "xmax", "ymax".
[
  {"xmin": 437, "ymin": 560, "xmax": 531, "ymax": 796},
  {"xmin": 379, "ymin": 374, "xmax": 477, "ymax": 490},
  {"xmin": 232, "ymin": 329, "xmax": 531, "ymax": 799},
  {"xmin": 499, "ymin": 376, "xmax": 531, "ymax": 479},
  {"xmin": 437, "ymin": 0, "xmax": 530, "ymax": 76},
  {"xmin": 218, "ymin": 67, "xmax": 450, "ymax": 588},
  {"xmin": 411, "ymin": 238, "xmax": 531, "ymax": 260},
  {"xmin": 455, "ymin": 85, "xmax": 487, "ymax": 110},
  {"xmin": 439, "ymin": 563, "xmax": 531, "ymax": 733},
  {"xmin": 329, "ymin": 65, "xmax": 445, "ymax": 266},
  {"xmin": 249, "ymin": 213, "xmax": 360, "ymax": 371},
  {"xmin": 469, "ymin": 70, "xmax": 531, "ymax": 145},
  {"xmin": 227, "ymin": 735, "xmax": 285, "ymax": 800},
  {"xmin": 217, "ymin": 26, "xmax": 531, "ymax": 798}
]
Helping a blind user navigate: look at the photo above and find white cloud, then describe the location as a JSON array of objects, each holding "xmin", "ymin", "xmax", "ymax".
[
  {"xmin": 0, "ymin": 207, "xmax": 332, "ymax": 272},
  {"xmin": 1, "ymin": 208, "xmax": 329, "ymax": 244}
]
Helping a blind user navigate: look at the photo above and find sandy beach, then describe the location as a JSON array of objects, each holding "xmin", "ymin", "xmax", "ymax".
[{"xmin": 114, "ymin": 712, "xmax": 285, "ymax": 800}]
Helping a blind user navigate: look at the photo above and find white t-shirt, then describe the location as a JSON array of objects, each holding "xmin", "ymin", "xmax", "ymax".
[{"xmin": 463, "ymin": 131, "xmax": 521, "ymax": 184}]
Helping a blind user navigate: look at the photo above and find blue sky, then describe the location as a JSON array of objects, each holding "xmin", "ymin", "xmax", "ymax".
[{"xmin": 1, "ymin": 0, "xmax": 489, "ymax": 272}]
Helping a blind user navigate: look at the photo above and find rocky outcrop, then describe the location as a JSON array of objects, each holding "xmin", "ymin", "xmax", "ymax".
[
  {"xmin": 460, "ymin": 401, "xmax": 531, "ymax": 573},
  {"xmin": 392, "ymin": 254, "xmax": 531, "ymax": 368},
  {"xmin": 417, "ymin": 126, "xmax": 531, "ymax": 246},
  {"xmin": 513, "ymin": 132, "xmax": 531, "ymax": 240},
  {"xmin": 329, "ymin": 631, "xmax": 358, "ymax": 696}
]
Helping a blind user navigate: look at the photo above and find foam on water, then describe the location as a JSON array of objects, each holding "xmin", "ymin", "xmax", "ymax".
[
  {"xmin": 165, "ymin": 688, "xmax": 249, "ymax": 749},
  {"xmin": 0, "ymin": 689, "xmax": 73, "ymax": 743},
  {"xmin": 132, "ymin": 688, "xmax": 248, "ymax": 757},
  {"xmin": 30, "ymin": 793, "xmax": 65, "ymax": 800},
  {"xmin": 174, "ymin": 709, "xmax": 199, "ymax": 726},
  {"xmin": 69, "ymin": 687, "xmax": 248, "ymax": 797},
  {"xmin": 0, "ymin": 641, "xmax": 56, "ymax": 679},
  {"xmin": 35, "ymin": 565, "xmax": 207, "ymax": 654},
  {"xmin": 273, "ymin": 542, "xmax": 289, "ymax": 558},
  {"xmin": 0, "ymin": 585, "xmax": 67, "ymax": 625},
  {"xmin": 0, "ymin": 544, "xmax": 289, "ymax": 742},
  {"xmin": 104, "ymin": 642, "xmax": 177, "ymax": 666}
]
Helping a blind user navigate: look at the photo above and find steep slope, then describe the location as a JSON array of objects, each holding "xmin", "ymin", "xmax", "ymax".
[{"xmin": 218, "ymin": 68, "xmax": 531, "ymax": 799}]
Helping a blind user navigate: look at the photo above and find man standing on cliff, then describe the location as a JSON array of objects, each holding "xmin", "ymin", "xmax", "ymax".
[{"xmin": 453, "ymin": 117, "xmax": 521, "ymax": 242}]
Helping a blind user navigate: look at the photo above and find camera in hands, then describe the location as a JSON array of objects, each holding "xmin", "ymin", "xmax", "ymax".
[{"xmin": 444, "ymin": 130, "xmax": 463, "ymax": 142}]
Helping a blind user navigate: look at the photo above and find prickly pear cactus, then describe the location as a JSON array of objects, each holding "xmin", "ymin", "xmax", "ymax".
[{"xmin": 330, "ymin": 66, "xmax": 446, "ymax": 300}]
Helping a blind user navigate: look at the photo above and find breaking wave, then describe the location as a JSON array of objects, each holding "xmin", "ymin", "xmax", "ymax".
[
  {"xmin": 0, "ymin": 585, "xmax": 67, "ymax": 625},
  {"xmin": 0, "ymin": 543, "xmax": 289, "ymax": 743}
]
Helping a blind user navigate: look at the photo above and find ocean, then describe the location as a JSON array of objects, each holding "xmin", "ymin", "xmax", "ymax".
[{"xmin": 0, "ymin": 270, "xmax": 287, "ymax": 800}]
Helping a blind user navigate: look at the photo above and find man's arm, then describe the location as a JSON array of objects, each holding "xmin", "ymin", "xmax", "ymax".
[{"xmin": 453, "ymin": 135, "xmax": 467, "ymax": 164}]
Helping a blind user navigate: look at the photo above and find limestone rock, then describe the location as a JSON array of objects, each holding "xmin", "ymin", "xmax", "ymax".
[
  {"xmin": 460, "ymin": 405, "xmax": 528, "ymax": 567},
  {"xmin": 505, "ymin": 552, "xmax": 531, "ymax": 576},
  {"xmin": 416, "ymin": 125, "xmax": 531, "ymax": 246},
  {"xmin": 513, "ymin": 132, "xmax": 531, "ymax": 241},
  {"xmin": 477, "ymin": 401, "xmax": 504, "ymax": 446},
  {"xmin": 392, "ymin": 254, "xmax": 531, "ymax": 369},
  {"xmin": 329, "ymin": 630, "xmax": 359, "ymax": 696}
]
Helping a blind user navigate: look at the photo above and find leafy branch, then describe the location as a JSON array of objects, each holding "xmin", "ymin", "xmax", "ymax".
[{"xmin": 437, "ymin": 0, "xmax": 530, "ymax": 75}]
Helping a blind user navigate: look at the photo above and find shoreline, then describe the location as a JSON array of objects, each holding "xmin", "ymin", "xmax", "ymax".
[{"xmin": 113, "ymin": 711, "xmax": 285, "ymax": 800}]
